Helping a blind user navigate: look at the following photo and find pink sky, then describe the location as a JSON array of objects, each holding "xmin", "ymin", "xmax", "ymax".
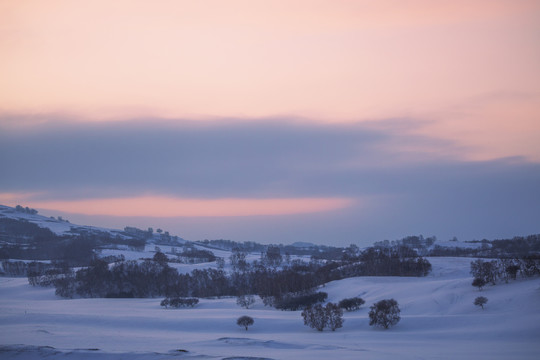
[
  {"xmin": 1, "ymin": 1, "xmax": 539, "ymax": 237},
  {"xmin": 2, "ymin": 1, "xmax": 539, "ymax": 159},
  {"xmin": 0, "ymin": 195, "xmax": 353, "ymax": 217}
]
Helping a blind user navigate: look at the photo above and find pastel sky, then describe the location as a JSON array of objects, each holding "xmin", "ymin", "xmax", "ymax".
[{"xmin": 1, "ymin": 0, "xmax": 539, "ymax": 246}]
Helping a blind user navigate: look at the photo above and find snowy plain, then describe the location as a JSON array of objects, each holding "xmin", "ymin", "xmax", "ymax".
[{"xmin": 1, "ymin": 257, "xmax": 539, "ymax": 360}]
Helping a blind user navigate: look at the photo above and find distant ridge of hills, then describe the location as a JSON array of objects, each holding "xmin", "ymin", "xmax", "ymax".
[{"xmin": 1, "ymin": 204, "xmax": 539, "ymax": 262}]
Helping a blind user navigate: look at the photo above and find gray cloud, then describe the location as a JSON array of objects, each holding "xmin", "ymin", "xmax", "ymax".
[
  {"xmin": 1, "ymin": 116, "xmax": 539, "ymax": 245},
  {"xmin": 0, "ymin": 117, "xmax": 456, "ymax": 197}
]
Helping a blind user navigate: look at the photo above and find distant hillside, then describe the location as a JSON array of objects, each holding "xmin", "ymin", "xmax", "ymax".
[
  {"xmin": 195, "ymin": 238, "xmax": 345, "ymax": 257},
  {"xmin": 1, "ymin": 204, "xmax": 539, "ymax": 264},
  {"xmin": 0, "ymin": 204, "xmax": 185, "ymax": 264}
]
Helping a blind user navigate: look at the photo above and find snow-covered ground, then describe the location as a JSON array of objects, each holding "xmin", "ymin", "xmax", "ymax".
[
  {"xmin": 0, "ymin": 205, "xmax": 128, "ymax": 239},
  {"xmin": 1, "ymin": 257, "xmax": 539, "ymax": 359}
]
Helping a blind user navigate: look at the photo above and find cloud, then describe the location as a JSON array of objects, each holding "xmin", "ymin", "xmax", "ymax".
[
  {"xmin": 0, "ymin": 116, "xmax": 455, "ymax": 198},
  {"xmin": 1, "ymin": 116, "xmax": 538, "ymax": 204},
  {"xmin": 1, "ymin": 116, "xmax": 539, "ymax": 245}
]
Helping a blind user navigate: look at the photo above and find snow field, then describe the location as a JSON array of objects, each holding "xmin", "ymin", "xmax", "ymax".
[{"xmin": 1, "ymin": 257, "xmax": 539, "ymax": 359}]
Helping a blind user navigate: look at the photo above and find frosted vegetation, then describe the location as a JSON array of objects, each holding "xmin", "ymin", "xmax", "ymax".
[{"xmin": 1, "ymin": 205, "xmax": 539, "ymax": 359}]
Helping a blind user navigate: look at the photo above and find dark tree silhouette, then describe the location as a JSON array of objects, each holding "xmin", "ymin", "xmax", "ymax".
[
  {"xmin": 301, "ymin": 304, "xmax": 326, "ymax": 331},
  {"xmin": 161, "ymin": 297, "xmax": 199, "ymax": 308},
  {"xmin": 262, "ymin": 245, "xmax": 283, "ymax": 267},
  {"xmin": 153, "ymin": 251, "xmax": 168, "ymax": 265},
  {"xmin": 338, "ymin": 297, "xmax": 365, "ymax": 311},
  {"xmin": 230, "ymin": 248, "xmax": 248, "ymax": 272},
  {"xmin": 325, "ymin": 302, "xmax": 344, "ymax": 331},
  {"xmin": 470, "ymin": 259, "xmax": 497, "ymax": 285},
  {"xmin": 474, "ymin": 296, "xmax": 488, "ymax": 309},
  {"xmin": 369, "ymin": 299, "xmax": 401, "ymax": 329},
  {"xmin": 301, "ymin": 302, "xmax": 344, "ymax": 331},
  {"xmin": 505, "ymin": 265, "xmax": 520, "ymax": 280},
  {"xmin": 472, "ymin": 277, "xmax": 486, "ymax": 291},
  {"xmin": 237, "ymin": 315, "xmax": 254, "ymax": 331}
]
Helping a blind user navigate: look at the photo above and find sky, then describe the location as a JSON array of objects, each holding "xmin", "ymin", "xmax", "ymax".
[{"xmin": 1, "ymin": 0, "xmax": 539, "ymax": 246}]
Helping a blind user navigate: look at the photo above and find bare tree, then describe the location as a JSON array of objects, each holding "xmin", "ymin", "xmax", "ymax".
[
  {"xmin": 338, "ymin": 297, "xmax": 365, "ymax": 311},
  {"xmin": 368, "ymin": 299, "xmax": 401, "ymax": 329},
  {"xmin": 325, "ymin": 302, "xmax": 344, "ymax": 331},
  {"xmin": 237, "ymin": 315, "xmax": 254, "ymax": 331},
  {"xmin": 472, "ymin": 278, "xmax": 486, "ymax": 291},
  {"xmin": 302, "ymin": 304, "xmax": 326, "ymax": 331},
  {"xmin": 301, "ymin": 302, "xmax": 344, "ymax": 331},
  {"xmin": 236, "ymin": 294, "xmax": 256, "ymax": 309},
  {"xmin": 474, "ymin": 296, "xmax": 488, "ymax": 310}
]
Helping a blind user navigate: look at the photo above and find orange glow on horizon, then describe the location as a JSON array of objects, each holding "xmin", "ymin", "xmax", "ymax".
[{"xmin": 1, "ymin": 196, "xmax": 354, "ymax": 217}]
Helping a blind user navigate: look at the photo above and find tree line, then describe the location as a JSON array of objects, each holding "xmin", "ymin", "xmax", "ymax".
[
  {"xmin": 432, "ymin": 234, "xmax": 540, "ymax": 258},
  {"xmin": 470, "ymin": 257, "xmax": 540, "ymax": 289},
  {"xmin": 30, "ymin": 245, "xmax": 431, "ymax": 304}
]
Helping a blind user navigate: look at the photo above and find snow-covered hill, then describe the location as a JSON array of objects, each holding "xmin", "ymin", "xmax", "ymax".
[
  {"xmin": 1, "ymin": 257, "xmax": 539, "ymax": 360},
  {"xmin": 1, "ymin": 204, "xmax": 539, "ymax": 358},
  {"xmin": 0, "ymin": 204, "xmax": 129, "ymax": 238},
  {"xmin": 0, "ymin": 204, "xmax": 188, "ymax": 248}
]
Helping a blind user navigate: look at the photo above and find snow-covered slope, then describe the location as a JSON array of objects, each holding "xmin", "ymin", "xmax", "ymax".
[
  {"xmin": 0, "ymin": 205, "xmax": 189, "ymax": 248},
  {"xmin": 1, "ymin": 257, "xmax": 539, "ymax": 360},
  {"xmin": 0, "ymin": 205, "xmax": 126, "ymax": 238}
]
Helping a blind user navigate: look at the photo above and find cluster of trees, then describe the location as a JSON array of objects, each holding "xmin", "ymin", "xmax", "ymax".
[
  {"xmin": 261, "ymin": 245, "xmax": 283, "ymax": 267},
  {"xmin": 197, "ymin": 239, "xmax": 267, "ymax": 253},
  {"xmin": 123, "ymin": 227, "xmax": 154, "ymax": 240},
  {"xmin": 432, "ymin": 235, "xmax": 540, "ymax": 258},
  {"xmin": 470, "ymin": 257, "xmax": 540, "ymax": 290},
  {"xmin": 372, "ymin": 233, "xmax": 540, "ymax": 259},
  {"xmin": 160, "ymin": 297, "xmax": 199, "ymax": 308},
  {"xmin": 368, "ymin": 299, "xmax": 401, "ymax": 329},
  {"xmin": 488, "ymin": 235, "xmax": 540, "ymax": 257},
  {"xmin": 1, "ymin": 260, "xmax": 30, "ymax": 276},
  {"xmin": 32, "ymin": 255, "xmax": 230, "ymax": 299},
  {"xmin": 40, "ymin": 257, "xmax": 326, "ymax": 301},
  {"xmin": 245, "ymin": 264, "xmax": 333, "ymax": 304},
  {"xmin": 228, "ymin": 246, "xmax": 288, "ymax": 271},
  {"xmin": 302, "ymin": 303, "xmax": 344, "ymax": 331},
  {"xmin": 301, "ymin": 297, "xmax": 396, "ymax": 331},
  {"xmin": 30, "ymin": 243, "xmax": 431, "ymax": 306},
  {"xmin": 373, "ymin": 235, "xmax": 436, "ymax": 256},
  {"xmin": 338, "ymin": 297, "xmax": 365, "ymax": 311},
  {"xmin": 18, "ymin": 229, "xmax": 430, "ymax": 305},
  {"xmin": 196, "ymin": 239, "xmax": 343, "ymax": 258},
  {"xmin": 229, "ymin": 248, "xmax": 249, "ymax": 272},
  {"xmin": 3, "ymin": 260, "xmax": 65, "ymax": 277},
  {"xmin": 14, "ymin": 205, "xmax": 38, "ymax": 214},
  {"xmin": 338, "ymin": 246, "xmax": 432, "ymax": 277},
  {"xmin": 50, "ymin": 258, "xmax": 181, "ymax": 298},
  {"xmin": 172, "ymin": 246, "xmax": 216, "ymax": 264},
  {"xmin": 28, "ymin": 266, "xmax": 72, "ymax": 287},
  {"xmin": 429, "ymin": 246, "xmax": 480, "ymax": 257},
  {"xmin": 227, "ymin": 245, "xmax": 431, "ymax": 306}
]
